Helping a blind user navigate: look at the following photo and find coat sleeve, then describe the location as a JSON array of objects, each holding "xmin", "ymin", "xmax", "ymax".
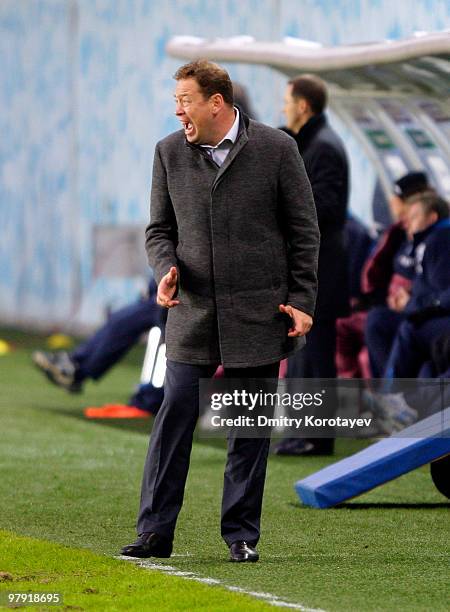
[
  {"xmin": 145, "ymin": 143, "xmax": 179, "ymax": 286},
  {"xmin": 278, "ymin": 137, "xmax": 320, "ymax": 317}
]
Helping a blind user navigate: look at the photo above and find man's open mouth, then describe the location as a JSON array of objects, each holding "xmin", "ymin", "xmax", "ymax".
[{"xmin": 183, "ymin": 121, "xmax": 194, "ymax": 136}]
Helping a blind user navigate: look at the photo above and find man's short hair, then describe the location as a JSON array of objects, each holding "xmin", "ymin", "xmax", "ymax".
[
  {"xmin": 174, "ymin": 60, "xmax": 234, "ymax": 106},
  {"xmin": 288, "ymin": 74, "xmax": 328, "ymax": 114},
  {"xmin": 407, "ymin": 190, "xmax": 450, "ymax": 221}
]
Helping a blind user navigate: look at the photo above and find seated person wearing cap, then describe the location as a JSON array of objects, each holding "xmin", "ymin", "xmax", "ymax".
[
  {"xmin": 365, "ymin": 191, "xmax": 450, "ymax": 432},
  {"xmin": 336, "ymin": 172, "xmax": 431, "ymax": 381},
  {"xmin": 364, "ymin": 171, "xmax": 431, "ymax": 378}
]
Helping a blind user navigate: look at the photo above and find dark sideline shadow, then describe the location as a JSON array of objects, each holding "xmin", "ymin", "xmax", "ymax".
[
  {"xmin": 337, "ymin": 501, "xmax": 450, "ymax": 509},
  {"xmin": 45, "ymin": 405, "xmax": 228, "ymax": 451},
  {"xmin": 289, "ymin": 501, "xmax": 450, "ymax": 510},
  {"xmin": 40, "ymin": 405, "xmax": 154, "ymax": 436}
]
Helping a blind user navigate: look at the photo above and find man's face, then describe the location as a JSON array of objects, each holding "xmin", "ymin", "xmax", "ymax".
[
  {"xmin": 406, "ymin": 201, "xmax": 437, "ymax": 236},
  {"xmin": 388, "ymin": 194, "xmax": 408, "ymax": 223},
  {"xmin": 174, "ymin": 78, "xmax": 214, "ymax": 144},
  {"xmin": 283, "ymin": 84, "xmax": 303, "ymax": 131}
]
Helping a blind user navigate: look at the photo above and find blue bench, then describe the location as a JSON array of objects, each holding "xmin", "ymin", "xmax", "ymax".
[{"xmin": 295, "ymin": 407, "xmax": 450, "ymax": 508}]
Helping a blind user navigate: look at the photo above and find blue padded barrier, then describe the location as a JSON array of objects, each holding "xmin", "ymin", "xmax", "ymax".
[{"xmin": 295, "ymin": 407, "xmax": 450, "ymax": 508}]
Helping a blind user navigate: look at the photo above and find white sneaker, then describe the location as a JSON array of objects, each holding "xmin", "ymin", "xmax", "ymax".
[
  {"xmin": 355, "ymin": 411, "xmax": 385, "ymax": 438},
  {"xmin": 373, "ymin": 393, "xmax": 418, "ymax": 434}
]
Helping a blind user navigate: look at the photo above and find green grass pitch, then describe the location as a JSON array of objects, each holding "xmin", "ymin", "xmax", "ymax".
[{"xmin": 0, "ymin": 327, "xmax": 449, "ymax": 611}]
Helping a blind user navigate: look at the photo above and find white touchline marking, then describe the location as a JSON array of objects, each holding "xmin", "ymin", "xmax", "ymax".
[{"xmin": 117, "ymin": 555, "xmax": 326, "ymax": 612}]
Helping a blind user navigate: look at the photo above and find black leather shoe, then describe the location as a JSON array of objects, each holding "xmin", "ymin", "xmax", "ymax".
[
  {"xmin": 229, "ymin": 541, "xmax": 259, "ymax": 562},
  {"xmin": 274, "ymin": 437, "xmax": 334, "ymax": 456},
  {"xmin": 121, "ymin": 532, "xmax": 172, "ymax": 558}
]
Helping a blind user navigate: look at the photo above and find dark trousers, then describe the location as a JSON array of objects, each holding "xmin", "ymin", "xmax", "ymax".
[
  {"xmin": 384, "ymin": 316, "xmax": 450, "ymax": 379},
  {"xmin": 365, "ymin": 306, "xmax": 405, "ymax": 378},
  {"xmin": 385, "ymin": 318, "xmax": 450, "ymax": 416},
  {"xmin": 286, "ymin": 320, "xmax": 338, "ymax": 444},
  {"xmin": 72, "ymin": 298, "xmax": 162, "ymax": 381},
  {"xmin": 287, "ymin": 318, "xmax": 337, "ymax": 379},
  {"xmin": 137, "ymin": 359, "xmax": 279, "ymax": 546}
]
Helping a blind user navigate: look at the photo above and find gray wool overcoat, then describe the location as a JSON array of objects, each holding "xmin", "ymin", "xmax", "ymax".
[{"xmin": 145, "ymin": 113, "xmax": 320, "ymax": 368}]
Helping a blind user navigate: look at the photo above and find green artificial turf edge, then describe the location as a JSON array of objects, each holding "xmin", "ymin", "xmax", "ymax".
[
  {"xmin": 0, "ymin": 530, "xmax": 274, "ymax": 611},
  {"xmin": 1, "ymin": 327, "xmax": 449, "ymax": 612}
]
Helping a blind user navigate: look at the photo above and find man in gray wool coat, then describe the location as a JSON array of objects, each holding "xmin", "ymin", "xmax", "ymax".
[{"xmin": 121, "ymin": 60, "xmax": 320, "ymax": 563}]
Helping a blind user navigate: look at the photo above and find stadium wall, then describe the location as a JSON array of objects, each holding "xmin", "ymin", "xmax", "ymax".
[{"xmin": 1, "ymin": 0, "xmax": 450, "ymax": 331}]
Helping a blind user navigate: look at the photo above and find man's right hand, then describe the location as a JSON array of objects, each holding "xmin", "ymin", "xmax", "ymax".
[
  {"xmin": 157, "ymin": 267, "xmax": 180, "ymax": 308},
  {"xmin": 388, "ymin": 286, "xmax": 410, "ymax": 313}
]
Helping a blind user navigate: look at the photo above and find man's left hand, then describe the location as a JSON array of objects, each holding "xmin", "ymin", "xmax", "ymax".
[{"xmin": 279, "ymin": 304, "xmax": 313, "ymax": 337}]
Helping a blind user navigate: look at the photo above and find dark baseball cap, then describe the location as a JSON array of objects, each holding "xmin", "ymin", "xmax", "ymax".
[{"xmin": 393, "ymin": 171, "xmax": 429, "ymax": 199}]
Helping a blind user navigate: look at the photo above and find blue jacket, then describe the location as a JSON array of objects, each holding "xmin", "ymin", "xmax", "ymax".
[
  {"xmin": 344, "ymin": 214, "xmax": 376, "ymax": 299},
  {"xmin": 406, "ymin": 219, "xmax": 450, "ymax": 317}
]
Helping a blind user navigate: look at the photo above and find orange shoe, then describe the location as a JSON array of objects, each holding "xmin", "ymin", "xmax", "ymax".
[{"xmin": 84, "ymin": 404, "xmax": 151, "ymax": 419}]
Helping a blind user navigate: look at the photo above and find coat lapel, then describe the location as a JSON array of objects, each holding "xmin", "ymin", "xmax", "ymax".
[{"xmin": 212, "ymin": 129, "xmax": 249, "ymax": 192}]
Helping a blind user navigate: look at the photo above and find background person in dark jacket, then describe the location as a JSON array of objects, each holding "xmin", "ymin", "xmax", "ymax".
[{"xmin": 275, "ymin": 74, "xmax": 349, "ymax": 456}]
